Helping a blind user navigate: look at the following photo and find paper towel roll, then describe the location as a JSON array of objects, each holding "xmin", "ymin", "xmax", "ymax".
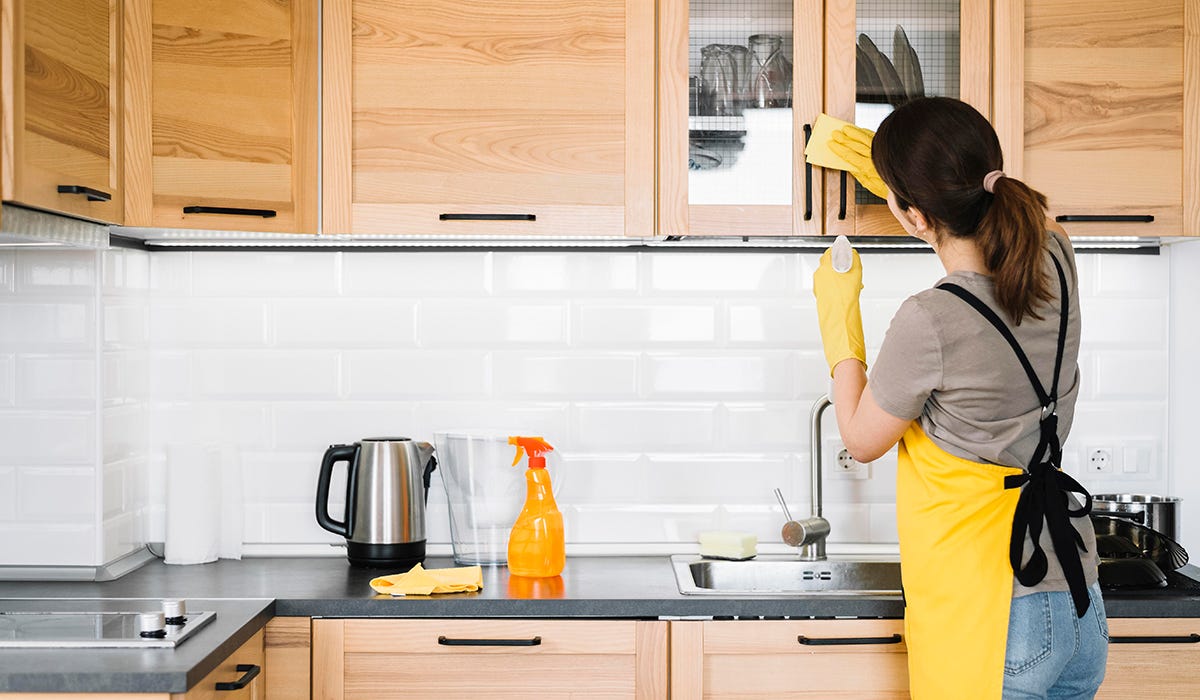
[{"xmin": 164, "ymin": 444, "xmax": 243, "ymax": 565}]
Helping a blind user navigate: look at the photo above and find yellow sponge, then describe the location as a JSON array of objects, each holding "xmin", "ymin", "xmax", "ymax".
[{"xmin": 698, "ymin": 531, "xmax": 758, "ymax": 560}]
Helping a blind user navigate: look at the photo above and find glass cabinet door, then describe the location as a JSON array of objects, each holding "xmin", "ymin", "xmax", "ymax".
[
  {"xmin": 824, "ymin": 0, "xmax": 990, "ymax": 236},
  {"xmin": 659, "ymin": 0, "xmax": 824, "ymax": 236}
]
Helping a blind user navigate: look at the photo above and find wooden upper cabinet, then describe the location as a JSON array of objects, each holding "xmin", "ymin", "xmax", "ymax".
[
  {"xmin": 658, "ymin": 0, "xmax": 824, "ymax": 237},
  {"xmin": 323, "ymin": 0, "xmax": 655, "ymax": 237},
  {"xmin": 824, "ymin": 0, "xmax": 993, "ymax": 237},
  {"xmin": 999, "ymin": 0, "xmax": 1199, "ymax": 237},
  {"xmin": 123, "ymin": 0, "xmax": 318, "ymax": 233},
  {"xmin": 2, "ymin": 0, "xmax": 124, "ymax": 224}
]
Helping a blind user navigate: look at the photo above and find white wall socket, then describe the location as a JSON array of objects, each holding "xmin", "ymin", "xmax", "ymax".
[
  {"xmin": 1086, "ymin": 447, "xmax": 1114, "ymax": 473},
  {"xmin": 826, "ymin": 439, "xmax": 869, "ymax": 480}
]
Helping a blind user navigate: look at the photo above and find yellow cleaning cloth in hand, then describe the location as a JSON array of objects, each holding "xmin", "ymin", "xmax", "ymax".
[
  {"xmin": 369, "ymin": 563, "xmax": 484, "ymax": 596},
  {"xmin": 804, "ymin": 113, "xmax": 857, "ymax": 171}
]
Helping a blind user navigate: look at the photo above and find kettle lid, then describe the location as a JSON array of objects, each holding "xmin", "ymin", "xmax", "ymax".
[{"xmin": 361, "ymin": 437, "xmax": 412, "ymax": 442}]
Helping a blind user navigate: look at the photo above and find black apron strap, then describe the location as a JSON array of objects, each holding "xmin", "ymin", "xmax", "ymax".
[{"xmin": 938, "ymin": 253, "xmax": 1092, "ymax": 618}]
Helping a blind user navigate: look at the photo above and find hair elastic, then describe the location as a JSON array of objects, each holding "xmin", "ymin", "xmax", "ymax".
[{"xmin": 982, "ymin": 170, "xmax": 1005, "ymax": 193}]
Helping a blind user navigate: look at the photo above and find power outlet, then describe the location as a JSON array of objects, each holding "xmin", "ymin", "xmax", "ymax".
[
  {"xmin": 1086, "ymin": 447, "xmax": 1114, "ymax": 473},
  {"xmin": 827, "ymin": 440, "xmax": 869, "ymax": 480}
]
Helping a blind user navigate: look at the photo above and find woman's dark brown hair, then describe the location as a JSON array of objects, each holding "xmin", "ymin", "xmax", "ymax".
[{"xmin": 872, "ymin": 97, "xmax": 1052, "ymax": 325}]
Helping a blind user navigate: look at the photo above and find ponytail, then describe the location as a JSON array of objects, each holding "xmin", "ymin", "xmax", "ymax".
[{"xmin": 977, "ymin": 176, "xmax": 1052, "ymax": 325}]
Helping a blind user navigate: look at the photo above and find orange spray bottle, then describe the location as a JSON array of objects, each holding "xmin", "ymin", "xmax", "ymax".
[{"xmin": 506, "ymin": 436, "xmax": 564, "ymax": 577}]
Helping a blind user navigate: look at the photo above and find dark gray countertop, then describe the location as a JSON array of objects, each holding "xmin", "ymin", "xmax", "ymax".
[{"xmin": 2, "ymin": 555, "xmax": 1199, "ymax": 693}]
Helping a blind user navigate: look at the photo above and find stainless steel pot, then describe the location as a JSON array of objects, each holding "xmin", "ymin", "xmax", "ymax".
[{"xmin": 1092, "ymin": 494, "xmax": 1181, "ymax": 540}]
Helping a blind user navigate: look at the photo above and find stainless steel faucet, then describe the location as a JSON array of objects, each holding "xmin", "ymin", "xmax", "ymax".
[{"xmin": 801, "ymin": 394, "xmax": 834, "ymax": 560}]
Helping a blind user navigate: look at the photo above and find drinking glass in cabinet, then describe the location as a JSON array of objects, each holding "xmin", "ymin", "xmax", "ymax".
[{"xmin": 748, "ymin": 34, "xmax": 792, "ymax": 109}]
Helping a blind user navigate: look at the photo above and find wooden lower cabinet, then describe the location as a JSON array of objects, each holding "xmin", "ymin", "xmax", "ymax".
[
  {"xmin": 264, "ymin": 618, "xmax": 310, "ymax": 700},
  {"xmin": 670, "ymin": 619, "xmax": 909, "ymax": 699},
  {"xmin": 1097, "ymin": 618, "xmax": 1200, "ymax": 697},
  {"xmin": 312, "ymin": 618, "xmax": 667, "ymax": 700},
  {"xmin": 177, "ymin": 629, "xmax": 264, "ymax": 700}
]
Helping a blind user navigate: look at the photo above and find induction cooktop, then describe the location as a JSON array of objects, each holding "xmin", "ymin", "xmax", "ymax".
[{"xmin": 0, "ymin": 604, "xmax": 215, "ymax": 648}]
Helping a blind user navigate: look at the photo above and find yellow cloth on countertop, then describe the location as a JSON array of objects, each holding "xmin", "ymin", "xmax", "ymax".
[{"xmin": 369, "ymin": 563, "xmax": 483, "ymax": 596}]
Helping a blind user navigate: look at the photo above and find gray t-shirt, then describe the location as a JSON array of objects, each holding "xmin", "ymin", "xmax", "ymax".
[{"xmin": 870, "ymin": 230, "xmax": 1098, "ymax": 596}]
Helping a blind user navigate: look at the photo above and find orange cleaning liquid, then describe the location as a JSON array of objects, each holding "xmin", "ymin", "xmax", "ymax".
[{"xmin": 506, "ymin": 467, "xmax": 565, "ymax": 578}]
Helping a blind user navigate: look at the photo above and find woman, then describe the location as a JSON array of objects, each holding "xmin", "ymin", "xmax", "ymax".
[{"xmin": 813, "ymin": 97, "xmax": 1107, "ymax": 699}]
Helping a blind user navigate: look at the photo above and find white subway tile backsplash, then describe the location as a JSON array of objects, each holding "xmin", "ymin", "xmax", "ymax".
[
  {"xmin": 0, "ymin": 468, "xmax": 16, "ymax": 520},
  {"xmin": 274, "ymin": 299, "xmax": 417, "ymax": 347},
  {"xmin": 151, "ymin": 301, "xmax": 267, "ymax": 347},
  {"xmin": 149, "ymin": 253, "xmax": 191, "ymax": 296},
  {"xmin": 1080, "ymin": 299, "xmax": 1167, "ymax": 346},
  {"xmin": 343, "ymin": 350, "xmax": 488, "ymax": 398},
  {"xmin": 191, "ymin": 252, "xmax": 339, "ymax": 297},
  {"xmin": 574, "ymin": 403, "xmax": 719, "ymax": 450},
  {"xmin": 492, "ymin": 353, "xmax": 639, "ymax": 398},
  {"xmin": 1093, "ymin": 254, "xmax": 1170, "ymax": 297},
  {"xmin": 556, "ymin": 453, "xmax": 646, "ymax": 504},
  {"xmin": 342, "ymin": 252, "xmax": 490, "ymax": 296},
  {"xmin": 869, "ymin": 503, "xmax": 899, "ymax": 544},
  {"xmin": 274, "ymin": 403, "xmax": 420, "ymax": 449},
  {"xmin": 416, "ymin": 402, "xmax": 572, "ymax": 445},
  {"xmin": 16, "ymin": 355, "xmax": 96, "ymax": 407},
  {"xmin": 242, "ymin": 451, "xmax": 325, "ymax": 504},
  {"xmin": 859, "ymin": 253, "xmax": 944, "ymax": 294},
  {"xmin": 0, "ymin": 524, "xmax": 97, "ymax": 566},
  {"xmin": 575, "ymin": 304, "xmax": 717, "ymax": 346},
  {"xmin": 0, "ymin": 252, "xmax": 15, "ymax": 293},
  {"xmin": 493, "ymin": 253, "xmax": 638, "ymax": 294},
  {"xmin": 569, "ymin": 505, "xmax": 721, "ymax": 543},
  {"xmin": 644, "ymin": 353, "xmax": 794, "ymax": 398},
  {"xmin": 151, "ymin": 403, "xmax": 271, "ymax": 448},
  {"xmin": 0, "ymin": 302, "xmax": 94, "ymax": 349},
  {"xmin": 16, "ymin": 250, "xmax": 96, "ymax": 291},
  {"xmin": 824, "ymin": 504, "xmax": 872, "ymax": 543},
  {"xmin": 0, "ymin": 355, "xmax": 14, "ymax": 406},
  {"xmin": 417, "ymin": 302, "xmax": 567, "ymax": 346},
  {"xmin": 194, "ymin": 350, "xmax": 340, "ymax": 399},
  {"xmin": 18, "ymin": 468, "xmax": 96, "ymax": 522},
  {"xmin": 103, "ymin": 404, "xmax": 146, "ymax": 463},
  {"xmin": 103, "ymin": 461, "xmax": 126, "ymax": 518},
  {"xmin": 1093, "ymin": 350, "xmax": 1170, "ymax": 399},
  {"xmin": 648, "ymin": 254, "xmax": 789, "ymax": 293},
  {"xmin": 103, "ymin": 248, "xmax": 151, "ymax": 295},
  {"xmin": 643, "ymin": 454, "xmax": 791, "ymax": 504},
  {"xmin": 0, "ymin": 411, "xmax": 95, "ymax": 464},
  {"xmin": 103, "ymin": 350, "xmax": 150, "ymax": 405},
  {"xmin": 728, "ymin": 302, "xmax": 819, "ymax": 346},
  {"xmin": 104, "ymin": 302, "xmax": 149, "ymax": 349},
  {"xmin": 103, "ymin": 512, "xmax": 140, "ymax": 561},
  {"xmin": 723, "ymin": 403, "xmax": 806, "ymax": 450}
]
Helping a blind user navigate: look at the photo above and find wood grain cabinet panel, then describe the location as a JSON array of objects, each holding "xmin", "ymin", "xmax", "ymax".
[
  {"xmin": 1011, "ymin": 0, "xmax": 1199, "ymax": 236},
  {"xmin": 123, "ymin": 0, "xmax": 318, "ymax": 233},
  {"xmin": 2, "ymin": 0, "xmax": 123, "ymax": 224},
  {"xmin": 313, "ymin": 618, "xmax": 667, "ymax": 700},
  {"xmin": 323, "ymin": 0, "xmax": 654, "ymax": 237},
  {"xmin": 264, "ymin": 617, "xmax": 310, "ymax": 700},
  {"xmin": 670, "ymin": 620, "xmax": 909, "ymax": 699},
  {"xmin": 1096, "ymin": 618, "xmax": 1200, "ymax": 697}
]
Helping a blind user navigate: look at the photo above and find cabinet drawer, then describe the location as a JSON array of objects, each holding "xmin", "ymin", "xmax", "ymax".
[
  {"xmin": 179, "ymin": 629, "xmax": 264, "ymax": 700},
  {"xmin": 1097, "ymin": 618, "xmax": 1200, "ymax": 698},
  {"xmin": 315, "ymin": 619, "xmax": 666, "ymax": 700},
  {"xmin": 673, "ymin": 620, "xmax": 909, "ymax": 698}
]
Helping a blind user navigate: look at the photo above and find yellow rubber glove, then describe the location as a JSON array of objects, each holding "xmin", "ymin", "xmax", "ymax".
[
  {"xmin": 813, "ymin": 246, "xmax": 866, "ymax": 375},
  {"xmin": 829, "ymin": 125, "xmax": 889, "ymax": 200}
]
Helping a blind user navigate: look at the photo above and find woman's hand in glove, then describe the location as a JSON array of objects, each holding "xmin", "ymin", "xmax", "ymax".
[
  {"xmin": 829, "ymin": 125, "xmax": 889, "ymax": 200},
  {"xmin": 813, "ymin": 246, "xmax": 866, "ymax": 375}
]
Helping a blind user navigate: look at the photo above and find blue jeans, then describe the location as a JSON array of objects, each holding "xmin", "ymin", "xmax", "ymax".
[{"xmin": 1002, "ymin": 582, "xmax": 1108, "ymax": 699}]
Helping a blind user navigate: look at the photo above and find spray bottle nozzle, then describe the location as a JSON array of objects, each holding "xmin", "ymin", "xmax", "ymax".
[
  {"xmin": 509, "ymin": 436, "xmax": 555, "ymax": 469},
  {"xmin": 831, "ymin": 235, "xmax": 854, "ymax": 273}
]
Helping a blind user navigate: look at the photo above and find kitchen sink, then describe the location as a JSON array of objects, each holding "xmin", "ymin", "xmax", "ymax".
[{"xmin": 671, "ymin": 554, "xmax": 903, "ymax": 596}]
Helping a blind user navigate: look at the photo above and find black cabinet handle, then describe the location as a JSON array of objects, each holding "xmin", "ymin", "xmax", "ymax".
[
  {"xmin": 440, "ymin": 213, "xmax": 537, "ymax": 221},
  {"xmin": 798, "ymin": 634, "xmax": 902, "ymax": 646},
  {"xmin": 215, "ymin": 664, "xmax": 260, "ymax": 691},
  {"xmin": 57, "ymin": 185, "xmax": 111, "ymax": 202},
  {"xmin": 437, "ymin": 635, "xmax": 542, "ymax": 647},
  {"xmin": 838, "ymin": 171, "xmax": 848, "ymax": 220},
  {"xmin": 183, "ymin": 206, "xmax": 277, "ymax": 218},
  {"xmin": 1055, "ymin": 215, "xmax": 1154, "ymax": 223},
  {"xmin": 1110, "ymin": 634, "xmax": 1200, "ymax": 644},
  {"xmin": 803, "ymin": 124, "xmax": 813, "ymax": 221}
]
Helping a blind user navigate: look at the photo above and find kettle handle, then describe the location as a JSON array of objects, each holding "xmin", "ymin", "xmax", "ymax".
[
  {"xmin": 422, "ymin": 454, "xmax": 438, "ymax": 504},
  {"xmin": 316, "ymin": 444, "xmax": 358, "ymax": 537}
]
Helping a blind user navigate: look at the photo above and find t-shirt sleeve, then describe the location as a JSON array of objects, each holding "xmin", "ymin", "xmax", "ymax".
[{"xmin": 868, "ymin": 297, "xmax": 943, "ymax": 421}]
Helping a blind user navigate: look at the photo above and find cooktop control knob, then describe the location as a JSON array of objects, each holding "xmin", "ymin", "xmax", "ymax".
[
  {"xmin": 138, "ymin": 611, "xmax": 167, "ymax": 638},
  {"xmin": 163, "ymin": 599, "xmax": 188, "ymax": 625}
]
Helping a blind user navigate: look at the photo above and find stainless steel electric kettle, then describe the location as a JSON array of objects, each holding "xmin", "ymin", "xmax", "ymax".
[{"xmin": 316, "ymin": 437, "xmax": 437, "ymax": 568}]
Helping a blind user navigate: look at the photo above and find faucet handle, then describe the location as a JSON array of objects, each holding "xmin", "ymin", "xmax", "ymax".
[{"xmin": 773, "ymin": 488, "xmax": 794, "ymax": 521}]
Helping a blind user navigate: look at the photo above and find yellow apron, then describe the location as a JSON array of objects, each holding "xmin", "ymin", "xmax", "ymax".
[{"xmin": 897, "ymin": 423, "xmax": 1023, "ymax": 700}]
